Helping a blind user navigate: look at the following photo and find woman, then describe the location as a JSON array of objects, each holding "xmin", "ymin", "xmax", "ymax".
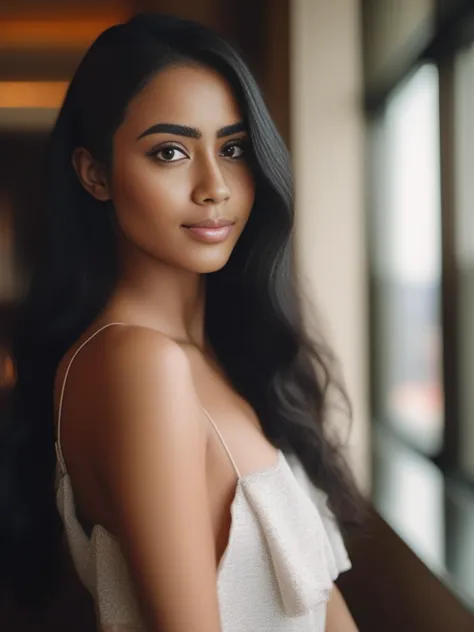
[{"xmin": 0, "ymin": 12, "xmax": 364, "ymax": 632}]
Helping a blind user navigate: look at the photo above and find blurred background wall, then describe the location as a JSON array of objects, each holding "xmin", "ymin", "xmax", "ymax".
[{"xmin": 291, "ymin": 0, "xmax": 368, "ymax": 492}]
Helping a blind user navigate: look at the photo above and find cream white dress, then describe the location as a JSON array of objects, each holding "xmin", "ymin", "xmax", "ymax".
[{"xmin": 55, "ymin": 323, "xmax": 352, "ymax": 631}]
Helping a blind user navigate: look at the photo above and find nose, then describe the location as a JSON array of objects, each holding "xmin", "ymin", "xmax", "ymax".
[{"xmin": 192, "ymin": 157, "xmax": 230, "ymax": 206}]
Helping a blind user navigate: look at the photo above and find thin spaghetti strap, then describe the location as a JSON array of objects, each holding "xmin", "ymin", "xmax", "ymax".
[
  {"xmin": 201, "ymin": 407, "xmax": 241, "ymax": 480},
  {"xmin": 55, "ymin": 322, "xmax": 126, "ymax": 475}
]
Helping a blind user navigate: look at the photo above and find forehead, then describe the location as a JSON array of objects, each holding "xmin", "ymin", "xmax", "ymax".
[{"xmin": 120, "ymin": 64, "xmax": 243, "ymax": 137}]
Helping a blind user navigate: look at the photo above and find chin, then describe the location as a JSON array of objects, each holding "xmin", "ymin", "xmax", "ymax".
[
  {"xmin": 187, "ymin": 251, "xmax": 233, "ymax": 275},
  {"xmin": 194, "ymin": 259, "xmax": 230, "ymax": 275}
]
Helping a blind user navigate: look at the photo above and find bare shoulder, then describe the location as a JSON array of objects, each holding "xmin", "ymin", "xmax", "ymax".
[
  {"xmin": 85, "ymin": 323, "xmax": 207, "ymax": 478},
  {"xmin": 57, "ymin": 324, "xmax": 203, "ymax": 464},
  {"xmin": 96, "ymin": 322, "xmax": 191, "ymax": 382},
  {"xmin": 56, "ymin": 323, "xmax": 185, "ymax": 401}
]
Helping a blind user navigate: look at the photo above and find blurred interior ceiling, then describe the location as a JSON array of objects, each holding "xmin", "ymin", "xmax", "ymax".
[
  {"xmin": 0, "ymin": 1, "xmax": 132, "ymax": 81},
  {"xmin": 0, "ymin": 0, "xmax": 284, "ymax": 136}
]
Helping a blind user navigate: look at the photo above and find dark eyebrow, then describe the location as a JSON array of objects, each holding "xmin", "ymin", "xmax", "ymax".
[
  {"xmin": 136, "ymin": 121, "xmax": 246, "ymax": 141},
  {"xmin": 137, "ymin": 123, "xmax": 200, "ymax": 140},
  {"xmin": 217, "ymin": 121, "xmax": 246, "ymax": 138}
]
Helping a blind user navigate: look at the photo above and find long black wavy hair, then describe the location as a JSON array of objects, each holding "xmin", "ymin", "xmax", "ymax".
[{"xmin": 0, "ymin": 12, "xmax": 366, "ymax": 605}]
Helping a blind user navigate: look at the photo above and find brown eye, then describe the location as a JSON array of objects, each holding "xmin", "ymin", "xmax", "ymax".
[
  {"xmin": 221, "ymin": 142, "xmax": 246, "ymax": 159},
  {"xmin": 151, "ymin": 144, "xmax": 188, "ymax": 162}
]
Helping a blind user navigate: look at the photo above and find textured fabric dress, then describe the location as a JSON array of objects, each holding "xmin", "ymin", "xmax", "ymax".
[{"xmin": 55, "ymin": 323, "xmax": 352, "ymax": 631}]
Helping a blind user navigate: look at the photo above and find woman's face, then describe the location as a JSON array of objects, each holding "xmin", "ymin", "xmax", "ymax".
[{"xmin": 109, "ymin": 64, "xmax": 255, "ymax": 274}]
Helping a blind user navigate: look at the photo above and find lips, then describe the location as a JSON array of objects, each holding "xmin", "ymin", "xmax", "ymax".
[
  {"xmin": 182, "ymin": 219, "xmax": 235, "ymax": 243},
  {"xmin": 182, "ymin": 219, "xmax": 234, "ymax": 229}
]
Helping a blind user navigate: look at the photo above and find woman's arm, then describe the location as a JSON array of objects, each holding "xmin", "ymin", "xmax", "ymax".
[
  {"xmin": 90, "ymin": 328, "xmax": 221, "ymax": 632},
  {"xmin": 325, "ymin": 584, "xmax": 359, "ymax": 632}
]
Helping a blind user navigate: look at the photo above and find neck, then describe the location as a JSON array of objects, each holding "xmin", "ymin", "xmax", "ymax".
[{"xmin": 104, "ymin": 237, "xmax": 207, "ymax": 349}]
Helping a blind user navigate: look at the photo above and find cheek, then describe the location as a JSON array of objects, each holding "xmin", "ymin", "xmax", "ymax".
[
  {"xmin": 111, "ymin": 156, "xmax": 187, "ymax": 228},
  {"xmin": 230, "ymin": 167, "xmax": 256, "ymax": 217},
  {"xmin": 108, "ymin": 158, "xmax": 193, "ymax": 263}
]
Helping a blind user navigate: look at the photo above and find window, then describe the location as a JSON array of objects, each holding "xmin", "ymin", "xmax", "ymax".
[
  {"xmin": 370, "ymin": 64, "xmax": 444, "ymax": 456},
  {"xmin": 364, "ymin": 2, "xmax": 474, "ymax": 611}
]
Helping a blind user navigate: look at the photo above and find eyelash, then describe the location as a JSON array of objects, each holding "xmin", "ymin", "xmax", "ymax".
[{"xmin": 148, "ymin": 140, "xmax": 247, "ymax": 163}]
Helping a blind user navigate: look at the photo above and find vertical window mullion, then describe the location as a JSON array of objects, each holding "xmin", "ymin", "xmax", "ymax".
[{"xmin": 438, "ymin": 54, "xmax": 460, "ymax": 470}]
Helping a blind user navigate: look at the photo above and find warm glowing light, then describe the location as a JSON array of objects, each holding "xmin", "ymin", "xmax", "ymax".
[
  {"xmin": 0, "ymin": 14, "xmax": 128, "ymax": 49},
  {"xmin": 0, "ymin": 81, "xmax": 68, "ymax": 109}
]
